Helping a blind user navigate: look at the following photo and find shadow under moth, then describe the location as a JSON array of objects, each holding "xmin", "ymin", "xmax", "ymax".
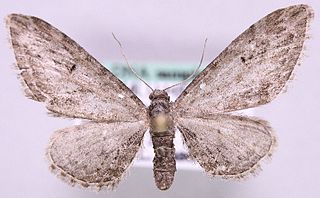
[{"xmin": 6, "ymin": 4, "xmax": 313, "ymax": 191}]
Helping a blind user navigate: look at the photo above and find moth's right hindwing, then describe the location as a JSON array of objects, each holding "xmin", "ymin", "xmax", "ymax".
[
  {"xmin": 176, "ymin": 115, "xmax": 276, "ymax": 178},
  {"xmin": 7, "ymin": 14, "xmax": 147, "ymax": 122},
  {"xmin": 47, "ymin": 121, "xmax": 148, "ymax": 189}
]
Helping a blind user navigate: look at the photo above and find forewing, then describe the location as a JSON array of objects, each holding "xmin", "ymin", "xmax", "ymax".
[
  {"xmin": 176, "ymin": 114, "xmax": 276, "ymax": 178},
  {"xmin": 174, "ymin": 5, "xmax": 313, "ymax": 116},
  {"xmin": 7, "ymin": 14, "xmax": 146, "ymax": 122},
  {"xmin": 47, "ymin": 121, "xmax": 147, "ymax": 189}
]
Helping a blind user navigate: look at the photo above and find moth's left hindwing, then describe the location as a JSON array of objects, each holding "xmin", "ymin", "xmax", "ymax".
[{"xmin": 47, "ymin": 121, "xmax": 148, "ymax": 189}]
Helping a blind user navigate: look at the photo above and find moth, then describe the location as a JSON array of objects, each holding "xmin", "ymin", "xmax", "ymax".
[{"xmin": 7, "ymin": 4, "xmax": 313, "ymax": 191}]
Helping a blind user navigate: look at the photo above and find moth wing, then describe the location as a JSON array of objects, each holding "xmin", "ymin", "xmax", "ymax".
[
  {"xmin": 47, "ymin": 120, "xmax": 148, "ymax": 189},
  {"xmin": 176, "ymin": 114, "xmax": 276, "ymax": 178},
  {"xmin": 7, "ymin": 14, "xmax": 147, "ymax": 122},
  {"xmin": 173, "ymin": 5, "xmax": 313, "ymax": 116}
]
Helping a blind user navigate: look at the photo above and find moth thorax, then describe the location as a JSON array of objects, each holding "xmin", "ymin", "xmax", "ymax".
[
  {"xmin": 151, "ymin": 114, "xmax": 169, "ymax": 133},
  {"xmin": 149, "ymin": 89, "xmax": 171, "ymax": 134}
]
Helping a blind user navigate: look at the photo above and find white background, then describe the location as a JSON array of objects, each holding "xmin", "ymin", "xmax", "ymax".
[{"xmin": 0, "ymin": 0, "xmax": 320, "ymax": 198}]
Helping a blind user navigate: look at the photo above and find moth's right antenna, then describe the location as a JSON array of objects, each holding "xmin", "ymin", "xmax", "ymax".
[
  {"xmin": 112, "ymin": 33, "xmax": 154, "ymax": 91},
  {"xmin": 164, "ymin": 38, "xmax": 207, "ymax": 91}
]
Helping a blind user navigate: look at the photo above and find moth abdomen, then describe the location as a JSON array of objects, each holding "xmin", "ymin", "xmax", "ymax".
[
  {"xmin": 149, "ymin": 89, "xmax": 176, "ymax": 190},
  {"xmin": 151, "ymin": 134, "xmax": 176, "ymax": 190}
]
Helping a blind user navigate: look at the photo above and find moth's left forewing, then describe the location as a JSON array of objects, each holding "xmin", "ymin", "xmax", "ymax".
[{"xmin": 7, "ymin": 14, "xmax": 147, "ymax": 122}]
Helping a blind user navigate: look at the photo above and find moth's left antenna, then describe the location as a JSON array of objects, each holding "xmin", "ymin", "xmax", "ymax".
[{"xmin": 112, "ymin": 33, "xmax": 154, "ymax": 91}]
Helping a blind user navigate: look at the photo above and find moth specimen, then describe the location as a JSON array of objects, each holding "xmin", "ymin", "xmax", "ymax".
[{"xmin": 7, "ymin": 4, "xmax": 313, "ymax": 190}]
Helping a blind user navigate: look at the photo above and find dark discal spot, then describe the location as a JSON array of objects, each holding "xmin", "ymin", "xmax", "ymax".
[
  {"xmin": 241, "ymin": 55, "xmax": 254, "ymax": 65},
  {"xmin": 69, "ymin": 64, "xmax": 76, "ymax": 73}
]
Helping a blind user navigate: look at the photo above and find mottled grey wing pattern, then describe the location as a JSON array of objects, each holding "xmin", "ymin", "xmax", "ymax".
[
  {"xmin": 7, "ymin": 14, "xmax": 149, "ymax": 189},
  {"xmin": 7, "ymin": 14, "xmax": 147, "ymax": 122},
  {"xmin": 176, "ymin": 115, "xmax": 275, "ymax": 178},
  {"xmin": 47, "ymin": 121, "xmax": 148, "ymax": 189},
  {"xmin": 173, "ymin": 5, "xmax": 312, "ymax": 178},
  {"xmin": 174, "ymin": 5, "xmax": 313, "ymax": 116}
]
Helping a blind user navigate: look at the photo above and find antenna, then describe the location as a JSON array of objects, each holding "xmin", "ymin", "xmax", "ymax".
[
  {"xmin": 112, "ymin": 33, "xmax": 154, "ymax": 91},
  {"xmin": 163, "ymin": 38, "xmax": 208, "ymax": 91}
]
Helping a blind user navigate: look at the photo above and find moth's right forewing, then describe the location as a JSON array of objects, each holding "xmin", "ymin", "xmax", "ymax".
[
  {"xmin": 7, "ymin": 14, "xmax": 147, "ymax": 122},
  {"xmin": 47, "ymin": 121, "xmax": 148, "ymax": 190},
  {"xmin": 174, "ymin": 5, "xmax": 313, "ymax": 116}
]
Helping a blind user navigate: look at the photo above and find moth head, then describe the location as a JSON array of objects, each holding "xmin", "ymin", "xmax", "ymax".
[{"xmin": 149, "ymin": 89, "xmax": 170, "ymax": 101}]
